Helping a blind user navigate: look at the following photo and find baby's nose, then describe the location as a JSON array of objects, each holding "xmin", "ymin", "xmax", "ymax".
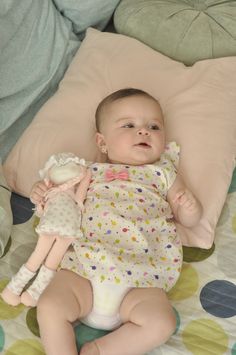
[{"xmin": 137, "ymin": 128, "xmax": 150, "ymax": 136}]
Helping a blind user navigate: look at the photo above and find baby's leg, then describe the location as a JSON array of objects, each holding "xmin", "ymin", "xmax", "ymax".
[
  {"xmin": 37, "ymin": 269, "xmax": 92, "ymax": 355},
  {"xmin": 82, "ymin": 287, "xmax": 176, "ymax": 355}
]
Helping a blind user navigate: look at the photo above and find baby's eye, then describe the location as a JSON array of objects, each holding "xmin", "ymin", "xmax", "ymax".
[
  {"xmin": 149, "ymin": 124, "xmax": 160, "ymax": 130},
  {"xmin": 123, "ymin": 123, "xmax": 134, "ymax": 128}
]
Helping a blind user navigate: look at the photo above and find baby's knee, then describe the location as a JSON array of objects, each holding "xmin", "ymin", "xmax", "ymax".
[
  {"xmin": 163, "ymin": 308, "xmax": 177, "ymax": 336},
  {"xmin": 37, "ymin": 292, "xmax": 57, "ymax": 324},
  {"xmin": 151, "ymin": 305, "xmax": 176, "ymax": 339}
]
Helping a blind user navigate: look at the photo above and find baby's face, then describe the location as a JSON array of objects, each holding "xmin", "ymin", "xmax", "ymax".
[{"xmin": 96, "ymin": 95, "xmax": 165, "ymax": 165}]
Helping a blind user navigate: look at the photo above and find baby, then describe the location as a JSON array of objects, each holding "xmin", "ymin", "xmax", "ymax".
[{"xmin": 31, "ymin": 88, "xmax": 202, "ymax": 355}]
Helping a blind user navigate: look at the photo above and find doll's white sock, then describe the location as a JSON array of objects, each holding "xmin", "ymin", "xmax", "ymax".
[
  {"xmin": 25, "ymin": 264, "xmax": 56, "ymax": 302},
  {"xmin": 6, "ymin": 264, "xmax": 36, "ymax": 295}
]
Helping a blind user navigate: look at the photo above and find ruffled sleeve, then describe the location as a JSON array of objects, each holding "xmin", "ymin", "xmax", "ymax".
[
  {"xmin": 162, "ymin": 141, "xmax": 180, "ymax": 169},
  {"xmin": 159, "ymin": 141, "xmax": 180, "ymax": 190}
]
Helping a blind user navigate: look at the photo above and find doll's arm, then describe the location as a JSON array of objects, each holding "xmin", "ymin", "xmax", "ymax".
[
  {"xmin": 167, "ymin": 174, "xmax": 203, "ymax": 228},
  {"xmin": 75, "ymin": 168, "xmax": 92, "ymax": 205}
]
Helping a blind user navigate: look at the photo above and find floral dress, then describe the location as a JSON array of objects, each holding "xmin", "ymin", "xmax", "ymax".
[{"xmin": 61, "ymin": 142, "xmax": 182, "ymax": 292}]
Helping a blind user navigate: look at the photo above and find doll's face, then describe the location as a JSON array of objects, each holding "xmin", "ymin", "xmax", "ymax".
[{"xmin": 48, "ymin": 162, "xmax": 84, "ymax": 185}]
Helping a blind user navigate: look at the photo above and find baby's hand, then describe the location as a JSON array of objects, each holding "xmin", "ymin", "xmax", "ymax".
[
  {"xmin": 172, "ymin": 188, "xmax": 202, "ymax": 227},
  {"xmin": 173, "ymin": 189, "xmax": 199, "ymax": 212},
  {"xmin": 29, "ymin": 180, "xmax": 51, "ymax": 205}
]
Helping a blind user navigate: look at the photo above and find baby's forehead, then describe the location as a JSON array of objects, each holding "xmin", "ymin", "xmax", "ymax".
[
  {"xmin": 107, "ymin": 95, "xmax": 160, "ymax": 111},
  {"xmin": 108, "ymin": 98, "xmax": 163, "ymax": 117},
  {"xmin": 98, "ymin": 94, "xmax": 163, "ymax": 130}
]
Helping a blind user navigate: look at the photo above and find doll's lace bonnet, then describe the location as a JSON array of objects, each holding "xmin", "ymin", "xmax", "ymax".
[{"xmin": 39, "ymin": 153, "xmax": 86, "ymax": 179}]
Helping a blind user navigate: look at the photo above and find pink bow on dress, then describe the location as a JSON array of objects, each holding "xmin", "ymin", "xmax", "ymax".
[{"xmin": 105, "ymin": 169, "xmax": 129, "ymax": 182}]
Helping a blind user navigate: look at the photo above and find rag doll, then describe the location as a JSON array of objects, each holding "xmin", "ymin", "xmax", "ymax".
[{"xmin": 1, "ymin": 152, "xmax": 91, "ymax": 307}]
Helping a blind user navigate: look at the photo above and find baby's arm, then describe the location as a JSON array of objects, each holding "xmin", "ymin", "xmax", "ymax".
[
  {"xmin": 167, "ymin": 175, "xmax": 202, "ymax": 227},
  {"xmin": 75, "ymin": 168, "xmax": 92, "ymax": 205}
]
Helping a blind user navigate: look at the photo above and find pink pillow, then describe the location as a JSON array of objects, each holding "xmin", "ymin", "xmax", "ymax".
[{"xmin": 4, "ymin": 28, "xmax": 236, "ymax": 248}]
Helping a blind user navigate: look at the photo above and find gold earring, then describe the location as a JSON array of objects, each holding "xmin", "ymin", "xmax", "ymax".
[{"xmin": 101, "ymin": 146, "xmax": 107, "ymax": 154}]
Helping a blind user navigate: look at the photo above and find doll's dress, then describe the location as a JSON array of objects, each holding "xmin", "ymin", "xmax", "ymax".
[
  {"xmin": 61, "ymin": 142, "xmax": 182, "ymax": 292},
  {"xmin": 35, "ymin": 179, "xmax": 83, "ymax": 238}
]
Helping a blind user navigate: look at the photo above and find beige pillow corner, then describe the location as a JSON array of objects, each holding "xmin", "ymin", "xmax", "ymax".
[
  {"xmin": 0, "ymin": 164, "xmax": 13, "ymax": 256},
  {"xmin": 4, "ymin": 28, "xmax": 236, "ymax": 248}
]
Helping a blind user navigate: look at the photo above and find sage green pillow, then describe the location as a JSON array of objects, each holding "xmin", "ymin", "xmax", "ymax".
[{"xmin": 114, "ymin": 0, "xmax": 236, "ymax": 65}]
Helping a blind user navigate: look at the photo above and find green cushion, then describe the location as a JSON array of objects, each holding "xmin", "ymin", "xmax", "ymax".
[{"xmin": 114, "ymin": 0, "xmax": 236, "ymax": 65}]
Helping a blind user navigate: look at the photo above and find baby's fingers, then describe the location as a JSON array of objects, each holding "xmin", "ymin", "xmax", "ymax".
[
  {"xmin": 181, "ymin": 198, "xmax": 194, "ymax": 209},
  {"xmin": 180, "ymin": 196, "xmax": 198, "ymax": 211},
  {"xmin": 30, "ymin": 181, "xmax": 48, "ymax": 204},
  {"xmin": 172, "ymin": 190, "xmax": 185, "ymax": 204},
  {"xmin": 30, "ymin": 191, "xmax": 42, "ymax": 204}
]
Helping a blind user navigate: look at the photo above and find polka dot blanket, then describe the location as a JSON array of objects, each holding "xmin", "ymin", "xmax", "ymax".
[{"xmin": 0, "ymin": 185, "xmax": 236, "ymax": 354}]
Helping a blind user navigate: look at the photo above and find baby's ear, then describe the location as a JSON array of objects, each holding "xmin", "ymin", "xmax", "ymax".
[{"xmin": 95, "ymin": 132, "xmax": 106, "ymax": 152}]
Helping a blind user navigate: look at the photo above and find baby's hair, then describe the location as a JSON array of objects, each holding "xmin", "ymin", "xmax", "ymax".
[{"xmin": 95, "ymin": 88, "xmax": 160, "ymax": 132}]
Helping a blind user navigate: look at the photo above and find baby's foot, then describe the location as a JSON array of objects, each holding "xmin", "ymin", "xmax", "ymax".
[
  {"xmin": 1, "ymin": 288, "xmax": 21, "ymax": 306},
  {"xmin": 20, "ymin": 291, "xmax": 37, "ymax": 307},
  {"xmin": 80, "ymin": 341, "xmax": 100, "ymax": 355}
]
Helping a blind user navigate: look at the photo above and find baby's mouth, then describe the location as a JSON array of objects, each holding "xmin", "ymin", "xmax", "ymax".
[{"xmin": 136, "ymin": 142, "xmax": 151, "ymax": 147}]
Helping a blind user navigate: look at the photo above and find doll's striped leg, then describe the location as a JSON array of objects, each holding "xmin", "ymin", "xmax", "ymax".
[
  {"xmin": 44, "ymin": 236, "xmax": 74, "ymax": 270},
  {"xmin": 25, "ymin": 234, "xmax": 56, "ymax": 272},
  {"xmin": 1, "ymin": 265, "xmax": 36, "ymax": 306},
  {"xmin": 1, "ymin": 234, "xmax": 55, "ymax": 306},
  {"xmin": 20, "ymin": 265, "xmax": 56, "ymax": 307},
  {"xmin": 21, "ymin": 236, "xmax": 74, "ymax": 306}
]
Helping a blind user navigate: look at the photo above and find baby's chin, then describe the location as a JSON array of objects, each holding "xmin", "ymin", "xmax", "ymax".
[
  {"xmin": 108, "ymin": 155, "xmax": 161, "ymax": 166},
  {"xmin": 134, "ymin": 158, "xmax": 161, "ymax": 165}
]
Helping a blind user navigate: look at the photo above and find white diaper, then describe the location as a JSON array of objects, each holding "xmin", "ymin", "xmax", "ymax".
[{"xmin": 81, "ymin": 281, "xmax": 131, "ymax": 330}]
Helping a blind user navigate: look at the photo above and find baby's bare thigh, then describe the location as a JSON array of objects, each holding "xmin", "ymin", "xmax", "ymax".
[
  {"xmin": 38, "ymin": 269, "xmax": 93, "ymax": 322},
  {"xmin": 119, "ymin": 287, "xmax": 173, "ymax": 323}
]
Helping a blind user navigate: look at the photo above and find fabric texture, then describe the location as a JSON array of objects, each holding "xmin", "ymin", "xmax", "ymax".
[
  {"xmin": 114, "ymin": 0, "xmax": 236, "ymax": 66},
  {"xmin": 62, "ymin": 142, "xmax": 182, "ymax": 291},
  {"xmin": 25, "ymin": 264, "xmax": 56, "ymax": 302},
  {"xmin": 3, "ymin": 28, "xmax": 236, "ymax": 248},
  {"xmin": 0, "ymin": 164, "xmax": 12, "ymax": 257},
  {"xmin": 1, "ymin": 189, "xmax": 236, "ymax": 353},
  {"xmin": 35, "ymin": 191, "xmax": 83, "ymax": 238},
  {"xmin": 0, "ymin": 0, "xmax": 119, "ymax": 161},
  {"xmin": 4, "ymin": 264, "xmax": 36, "ymax": 296}
]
